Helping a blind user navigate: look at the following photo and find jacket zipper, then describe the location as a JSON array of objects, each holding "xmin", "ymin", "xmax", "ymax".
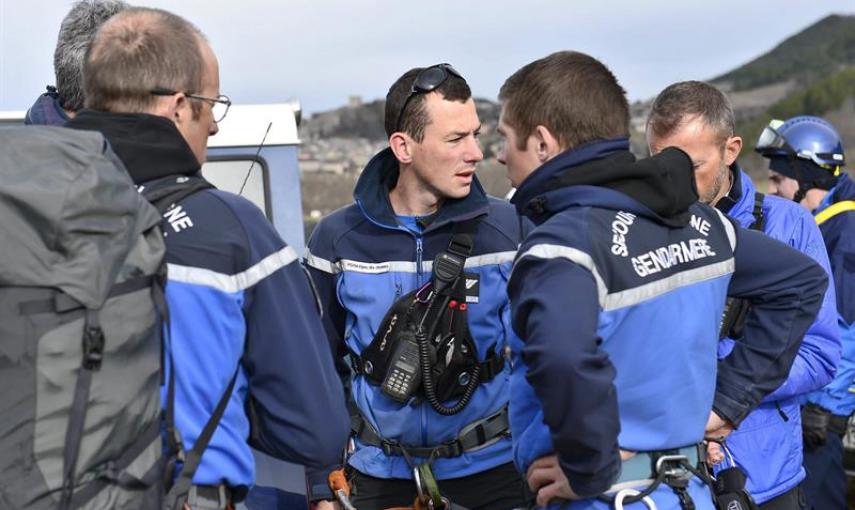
[{"xmin": 416, "ymin": 236, "xmax": 424, "ymax": 282}]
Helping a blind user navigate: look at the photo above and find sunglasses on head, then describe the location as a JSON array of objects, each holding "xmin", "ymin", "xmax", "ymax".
[{"xmin": 393, "ymin": 63, "xmax": 464, "ymax": 134}]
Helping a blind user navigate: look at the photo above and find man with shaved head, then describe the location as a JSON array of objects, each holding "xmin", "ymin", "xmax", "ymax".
[{"xmin": 67, "ymin": 7, "xmax": 349, "ymax": 509}]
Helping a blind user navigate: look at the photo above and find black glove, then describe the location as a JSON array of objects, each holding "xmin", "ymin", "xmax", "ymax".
[
  {"xmin": 712, "ymin": 466, "xmax": 759, "ymax": 510},
  {"xmin": 801, "ymin": 403, "xmax": 830, "ymax": 450}
]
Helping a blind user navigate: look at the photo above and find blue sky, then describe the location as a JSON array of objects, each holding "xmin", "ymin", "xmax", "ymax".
[{"xmin": 1, "ymin": 0, "xmax": 851, "ymax": 115}]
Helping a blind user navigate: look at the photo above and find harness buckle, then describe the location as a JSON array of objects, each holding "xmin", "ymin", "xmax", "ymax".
[{"xmin": 654, "ymin": 453, "xmax": 690, "ymax": 477}]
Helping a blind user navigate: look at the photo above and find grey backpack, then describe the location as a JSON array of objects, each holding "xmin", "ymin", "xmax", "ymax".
[{"xmin": 0, "ymin": 127, "xmax": 168, "ymax": 509}]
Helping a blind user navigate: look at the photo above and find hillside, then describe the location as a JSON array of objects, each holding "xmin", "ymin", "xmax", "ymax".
[
  {"xmin": 713, "ymin": 14, "xmax": 855, "ymax": 92},
  {"xmin": 298, "ymin": 13, "xmax": 855, "ymax": 237}
]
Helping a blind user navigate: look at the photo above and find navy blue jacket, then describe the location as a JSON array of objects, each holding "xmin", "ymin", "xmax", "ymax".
[
  {"xmin": 507, "ymin": 138, "xmax": 827, "ymax": 508},
  {"xmin": 24, "ymin": 87, "xmax": 69, "ymax": 126},
  {"xmin": 306, "ymin": 148, "xmax": 528, "ymax": 480},
  {"xmin": 67, "ymin": 111, "xmax": 350, "ymax": 498},
  {"xmin": 807, "ymin": 173, "xmax": 855, "ymax": 417},
  {"xmin": 714, "ymin": 166, "xmax": 839, "ymax": 503}
]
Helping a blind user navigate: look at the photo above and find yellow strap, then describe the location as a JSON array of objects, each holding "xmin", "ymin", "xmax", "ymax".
[{"xmin": 815, "ymin": 200, "xmax": 855, "ymax": 225}]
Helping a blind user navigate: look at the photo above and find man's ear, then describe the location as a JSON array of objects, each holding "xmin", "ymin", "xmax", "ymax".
[
  {"xmin": 389, "ymin": 132, "xmax": 414, "ymax": 164},
  {"xmin": 532, "ymin": 125, "xmax": 562, "ymax": 162},
  {"xmin": 724, "ymin": 135, "xmax": 743, "ymax": 166},
  {"xmin": 150, "ymin": 93, "xmax": 183, "ymax": 124}
]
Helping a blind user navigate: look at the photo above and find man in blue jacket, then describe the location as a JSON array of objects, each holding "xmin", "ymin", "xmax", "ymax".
[
  {"xmin": 305, "ymin": 64, "xmax": 529, "ymax": 509},
  {"xmin": 25, "ymin": 0, "xmax": 128, "ymax": 126},
  {"xmin": 67, "ymin": 8, "xmax": 350, "ymax": 508},
  {"xmin": 496, "ymin": 51, "xmax": 829, "ymax": 510},
  {"xmin": 758, "ymin": 115, "xmax": 855, "ymax": 510},
  {"xmin": 646, "ymin": 82, "xmax": 840, "ymax": 509}
]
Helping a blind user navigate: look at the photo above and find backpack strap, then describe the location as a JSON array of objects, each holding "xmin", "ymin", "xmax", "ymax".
[
  {"xmin": 815, "ymin": 199, "xmax": 855, "ymax": 226},
  {"xmin": 165, "ymin": 360, "xmax": 240, "ymax": 508},
  {"xmin": 750, "ymin": 192, "xmax": 766, "ymax": 231},
  {"xmin": 59, "ymin": 308, "xmax": 104, "ymax": 510},
  {"xmin": 141, "ymin": 175, "xmax": 214, "ymax": 214},
  {"xmin": 47, "ymin": 274, "xmax": 166, "ymax": 508}
]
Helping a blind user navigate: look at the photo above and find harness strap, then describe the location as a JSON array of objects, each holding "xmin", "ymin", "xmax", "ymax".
[
  {"xmin": 750, "ymin": 192, "xmax": 766, "ymax": 231},
  {"xmin": 815, "ymin": 199, "xmax": 855, "ymax": 225},
  {"xmin": 351, "ymin": 405, "xmax": 509, "ymax": 459},
  {"xmin": 599, "ymin": 445, "xmax": 703, "ymax": 510},
  {"xmin": 719, "ymin": 192, "xmax": 765, "ymax": 340}
]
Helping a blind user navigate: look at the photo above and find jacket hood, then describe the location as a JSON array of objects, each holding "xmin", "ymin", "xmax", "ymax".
[
  {"xmin": 24, "ymin": 87, "xmax": 69, "ymax": 126},
  {"xmin": 512, "ymin": 138, "xmax": 699, "ymax": 227},
  {"xmin": 353, "ymin": 147, "xmax": 490, "ymax": 231},
  {"xmin": 66, "ymin": 110, "xmax": 200, "ymax": 185}
]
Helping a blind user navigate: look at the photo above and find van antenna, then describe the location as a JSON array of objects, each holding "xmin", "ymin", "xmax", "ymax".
[{"xmin": 239, "ymin": 121, "xmax": 273, "ymax": 196}]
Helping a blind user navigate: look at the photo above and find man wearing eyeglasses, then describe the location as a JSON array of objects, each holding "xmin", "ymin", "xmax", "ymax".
[
  {"xmin": 305, "ymin": 65, "xmax": 530, "ymax": 509},
  {"xmin": 66, "ymin": 7, "xmax": 350, "ymax": 509}
]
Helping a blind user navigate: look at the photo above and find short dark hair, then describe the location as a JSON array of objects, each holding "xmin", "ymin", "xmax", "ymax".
[
  {"xmin": 83, "ymin": 7, "xmax": 205, "ymax": 114},
  {"xmin": 53, "ymin": 0, "xmax": 129, "ymax": 112},
  {"xmin": 384, "ymin": 66, "xmax": 472, "ymax": 142},
  {"xmin": 499, "ymin": 51, "xmax": 629, "ymax": 151},
  {"xmin": 647, "ymin": 81, "xmax": 734, "ymax": 145}
]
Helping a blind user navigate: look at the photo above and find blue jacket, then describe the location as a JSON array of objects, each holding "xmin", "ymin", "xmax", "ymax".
[
  {"xmin": 807, "ymin": 173, "xmax": 855, "ymax": 417},
  {"xmin": 24, "ymin": 87, "xmax": 70, "ymax": 126},
  {"xmin": 507, "ymin": 139, "xmax": 828, "ymax": 509},
  {"xmin": 714, "ymin": 166, "xmax": 839, "ymax": 503},
  {"xmin": 305, "ymin": 147, "xmax": 528, "ymax": 480},
  {"xmin": 66, "ymin": 111, "xmax": 350, "ymax": 499}
]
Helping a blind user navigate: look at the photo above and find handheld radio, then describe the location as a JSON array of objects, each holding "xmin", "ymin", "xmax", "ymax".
[{"xmin": 381, "ymin": 329, "xmax": 422, "ymax": 402}]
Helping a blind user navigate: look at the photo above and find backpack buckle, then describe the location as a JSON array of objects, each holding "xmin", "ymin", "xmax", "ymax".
[{"xmin": 83, "ymin": 325, "xmax": 105, "ymax": 370}]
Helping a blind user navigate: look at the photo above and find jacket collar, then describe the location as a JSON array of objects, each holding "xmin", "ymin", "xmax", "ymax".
[
  {"xmin": 511, "ymin": 138, "xmax": 698, "ymax": 227},
  {"xmin": 24, "ymin": 87, "xmax": 69, "ymax": 126},
  {"xmin": 353, "ymin": 147, "xmax": 489, "ymax": 231},
  {"xmin": 817, "ymin": 173, "xmax": 855, "ymax": 213},
  {"xmin": 715, "ymin": 163, "xmax": 749, "ymax": 215},
  {"xmin": 66, "ymin": 110, "xmax": 200, "ymax": 185}
]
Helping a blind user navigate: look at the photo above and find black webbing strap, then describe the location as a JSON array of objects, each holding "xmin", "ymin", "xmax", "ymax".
[
  {"xmin": 151, "ymin": 266, "xmax": 183, "ymax": 492},
  {"xmin": 446, "ymin": 217, "xmax": 480, "ymax": 260},
  {"xmin": 18, "ymin": 275, "xmax": 155, "ymax": 315},
  {"xmin": 165, "ymin": 361, "xmax": 240, "ymax": 508},
  {"xmin": 719, "ymin": 193, "xmax": 765, "ymax": 340},
  {"xmin": 59, "ymin": 309, "xmax": 104, "ymax": 510},
  {"xmin": 751, "ymin": 192, "xmax": 766, "ymax": 232},
  {"xmin": 67, "ymin": 417, "xmax": 164, "ymax": 507},
  {"xmin": 141, "ymin": 175, "xmax": 214, "ymax": 214},
  {"xmin": 352, "ymin": 405, "xmax": 509, "ymax": 459}
]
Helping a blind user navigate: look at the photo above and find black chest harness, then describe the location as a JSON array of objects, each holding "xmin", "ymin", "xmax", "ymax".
[{"xmin": 353, "ymin": 217, "xmax": 505, "ymax": 416}]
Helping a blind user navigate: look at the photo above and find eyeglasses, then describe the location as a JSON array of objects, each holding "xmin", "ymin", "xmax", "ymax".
[
  {"xmin": 756, "ymin": 118, "xmax": 843, "ymax": 168},
  {"xmin": 150, "ymin": 87, "xmax": 232, "ymax": 123},
  {"xmin": 393, "ymin": 63, "xmax": 464, "ymax": 134}
]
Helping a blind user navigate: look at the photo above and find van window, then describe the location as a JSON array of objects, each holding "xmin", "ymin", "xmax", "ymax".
[{"xmin": 201, "ymin": 158, "xmax": 268, "ymax": 214}]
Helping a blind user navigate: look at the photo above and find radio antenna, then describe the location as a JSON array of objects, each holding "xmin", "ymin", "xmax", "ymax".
[{"xmin": 239, "ymin": 121, "xmax": 273, "ymax": 196}]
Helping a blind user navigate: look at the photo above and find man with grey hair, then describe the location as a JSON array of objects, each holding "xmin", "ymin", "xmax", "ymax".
[
  {"xmin": 24, "ymin": 0, "xmax": 128, "ymax": 125},
  {"xmin": 65, "ymin": 6, "xmax": 349, "ymax": 509},
  {"xmin": 647, "ymin": 80, "xmax": 840, "ymax": 509}
]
